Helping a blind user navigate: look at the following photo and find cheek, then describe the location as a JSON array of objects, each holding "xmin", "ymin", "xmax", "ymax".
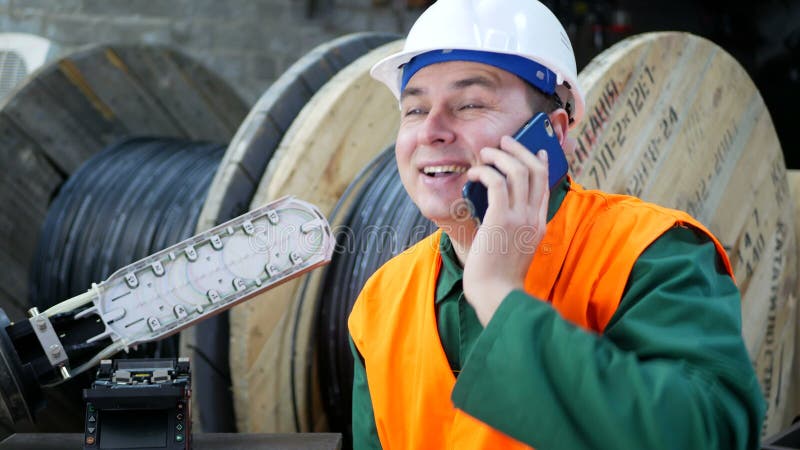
[
  {"xmin": 465, "ymin": 124, "xmax": 504, "ymax": 157},
  {"xmin": 394, "ymin": 125, "xmax": 418, "ymax": 168}
]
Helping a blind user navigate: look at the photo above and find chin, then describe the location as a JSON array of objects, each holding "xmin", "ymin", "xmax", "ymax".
[
  {"xmin": 415, "ymin": 202, "xmax": 449, "ymax": 222},
  {"xmin": 416, "ymin": 197, "xmax": 474, "ymax": 227}
]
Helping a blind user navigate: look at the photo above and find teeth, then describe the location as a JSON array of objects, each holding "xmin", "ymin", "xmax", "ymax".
[{"xmin": 422, "ymin": 165, "xmax": 468, "ymax": 175}]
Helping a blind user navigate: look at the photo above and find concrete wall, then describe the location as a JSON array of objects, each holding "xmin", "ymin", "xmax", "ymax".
[{"xmin": 0, "ymin": 0, "xmax": 423, "ymax": 105}]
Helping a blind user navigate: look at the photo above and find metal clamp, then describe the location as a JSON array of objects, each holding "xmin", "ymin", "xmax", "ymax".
[{"xmin": 27, "ymin": 307, "xmax": 70, "ymax": 379}]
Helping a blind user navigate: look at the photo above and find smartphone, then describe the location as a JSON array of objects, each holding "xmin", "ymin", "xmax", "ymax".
[{"xmin": 461, "ymin": 111, "xmax": 568, "ymax": 222}]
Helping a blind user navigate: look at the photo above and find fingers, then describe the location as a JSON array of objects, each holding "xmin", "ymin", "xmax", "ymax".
[
  {"xmin": 467, "ymin": 164, "xmax": 509, "ymax": 213},
  {"xmin": 473, "ymin": 148, "xmax": 528, "ymax": 209},
  {"xmin": 529, "ymin": 149, "xmax": 549, "ymax": 208},
  {"xmin": 471, "ymin": 136, "xmax": 549, "ymax": 213},
  {"xmin": 500, "ymin": 135, "xmax": 550, "ymax": 208},
  {"xmin": 500, "ymin": 135, "xmax": 541, "ymax": 165}
]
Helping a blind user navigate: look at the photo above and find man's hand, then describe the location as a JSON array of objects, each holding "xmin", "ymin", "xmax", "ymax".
[{"xmin": 462, "ymin": 135, "xmax": 549, "ymax": 326}]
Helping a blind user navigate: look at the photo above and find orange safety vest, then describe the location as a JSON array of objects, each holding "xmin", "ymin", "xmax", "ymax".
[{"xmin": 348, "ymin": 180, "xmax": 732, "ymax": 449}]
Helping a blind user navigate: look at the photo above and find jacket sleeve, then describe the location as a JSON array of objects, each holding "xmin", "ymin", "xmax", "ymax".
[
  {"xmin": 451, "ymin": 227, "xmax": 766, "ymax": 450},
  {"xmin": 350, "ymin": 337, "xmax": 383, "ymax": 449}
]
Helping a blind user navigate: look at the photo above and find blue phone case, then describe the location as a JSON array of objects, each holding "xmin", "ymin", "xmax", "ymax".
[{"xmin": 461, "ymin": 112, "xmax": 568, "ymax": 222}]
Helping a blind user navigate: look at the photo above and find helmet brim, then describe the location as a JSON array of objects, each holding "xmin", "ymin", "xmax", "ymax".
[{"xmin": 370, "ymin": 46, "xmax": 585, "ymax": 129}]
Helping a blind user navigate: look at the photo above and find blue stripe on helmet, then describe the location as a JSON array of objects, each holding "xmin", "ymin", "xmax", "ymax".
[{"xmin": 400, "ymin": 49, "xmax": 556, "ymax": 95}]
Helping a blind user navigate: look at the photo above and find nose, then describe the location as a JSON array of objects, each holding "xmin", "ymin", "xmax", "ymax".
[{"xmin": 418, "ymin": 107, "xmax": 456, "ymax": 146}]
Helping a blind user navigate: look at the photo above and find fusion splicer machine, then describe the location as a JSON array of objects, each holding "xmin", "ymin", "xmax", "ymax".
[
  {"xmin": 0, "ymin": 196, "xmax": 335, "ymax": 447},
  {"xmin": 82, "ymin": 358, "xmax": 191, "ymax": 450}
]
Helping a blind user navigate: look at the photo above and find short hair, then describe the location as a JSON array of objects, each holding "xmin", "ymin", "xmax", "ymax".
[{"xmin": 524, "ymin": 82, "xmax": 562, "ymax": 115}]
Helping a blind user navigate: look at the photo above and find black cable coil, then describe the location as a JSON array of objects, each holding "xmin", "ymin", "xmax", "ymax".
[
  {"xmin": 23, "ymin": 136, "xmax": 229, "ymax": 431},
  {"xmin": 30, "ymin": 136, "xmax": 224, "ymax": 313},
  {"xmin": 28, "ymin": 136, "xmax": 225, "ymax": 357},
  {"xmin": 311, "ymin": 146, "xmax": 437, "ymax": 445}
]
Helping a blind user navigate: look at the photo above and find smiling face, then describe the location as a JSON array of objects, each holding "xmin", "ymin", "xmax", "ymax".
[{"xmin": 396, "ymin": 61, "xmax": 535, "ymax": 228}]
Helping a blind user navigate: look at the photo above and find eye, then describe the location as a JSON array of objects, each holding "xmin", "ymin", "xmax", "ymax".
[
  {"xmin": 403, "ymin": 107, "xmax": 426, "ymax": 117},
  {"xmin": 459, "ymin": 103, "xmax": 483, "ymax": 111}
]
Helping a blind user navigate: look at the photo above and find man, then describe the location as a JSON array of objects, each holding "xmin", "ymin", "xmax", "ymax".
[{"xmin": 348, "ymin": 0, "xmax": 765, "ymax": 448}]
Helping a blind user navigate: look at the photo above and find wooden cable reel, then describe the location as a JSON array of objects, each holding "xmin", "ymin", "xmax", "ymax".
[
  {"xmin": 0, "ymin": 44, "xmax": 246, "ymax": 321},
  {"xmin": 569, "ymin": 32, "xmax": 798, "ymax": 437},
  {"xmin": 790, "ymin": 171, "xmax": 800, "ymax": 251},
  {"xmin": 228, "ymin": 39, "xmax": 404, "ymax": 433},
  {"xmin": 309, "ymin": 146, "xmax": 437, "ymax": 438},
  {"xmin": 0, "ymin": 44, "xmax": 248, "ymax": 433},
  {"xmin": 180, "ymin": 32, "xmax": 398, "ymax": 432},
  {"xmin": 195, "ymin": 32, "xmax": 400, "ymax": 232}
]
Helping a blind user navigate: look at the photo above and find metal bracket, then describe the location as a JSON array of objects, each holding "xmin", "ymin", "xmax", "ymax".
[{"xmin": 27, "ymin": 307, "xmax": 70, "ymax": 379}]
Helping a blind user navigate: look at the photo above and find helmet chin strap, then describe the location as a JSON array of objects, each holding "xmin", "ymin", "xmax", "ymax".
[{"xmin": 554, "ymin": 83, "xmax": 575, "ymax": 125}]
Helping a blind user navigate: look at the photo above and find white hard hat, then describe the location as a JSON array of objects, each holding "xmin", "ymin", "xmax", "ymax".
[{"xmin": 371, "ymin": 0, "xmax": 584, "ymax": 128}]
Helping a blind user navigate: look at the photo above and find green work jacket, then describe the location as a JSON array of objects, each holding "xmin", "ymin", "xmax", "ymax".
[{"xmin": 350, "ymin": 180, "xmax": 765, "ymax": 449}]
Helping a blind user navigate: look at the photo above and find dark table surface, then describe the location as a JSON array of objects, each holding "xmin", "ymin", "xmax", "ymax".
[{"xmin": 0, "ymin": 433, "xmax": 342, "ymax": 450}]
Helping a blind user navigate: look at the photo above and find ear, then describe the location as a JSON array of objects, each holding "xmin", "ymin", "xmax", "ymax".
[{"xmin": 548, "ymin": 108, "xmax": 570, "ymax": 148}]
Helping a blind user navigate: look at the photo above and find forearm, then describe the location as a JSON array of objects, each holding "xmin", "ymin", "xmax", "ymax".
[
  {"xmin": 453, "ymin": 291, "xmax": 761, "ymax": 450},
  {"xmin": 452, "ymin": 229, "xmax": 764, "ymax": 450}
]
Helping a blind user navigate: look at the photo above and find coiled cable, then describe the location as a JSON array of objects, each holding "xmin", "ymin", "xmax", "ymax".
[{"xmin": 29, "ymin": 136, "xmax": 225, "ymax": 358}]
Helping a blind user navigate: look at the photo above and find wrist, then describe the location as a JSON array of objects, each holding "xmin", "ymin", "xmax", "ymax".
[{"xmin": 464, "ymin": 281, "xmax": 518, "ymax": 326}]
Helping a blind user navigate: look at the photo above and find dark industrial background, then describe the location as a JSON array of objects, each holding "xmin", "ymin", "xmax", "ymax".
[{"xmin": 0, "ymin": 0, "xmax": 796, "ymax": 167}]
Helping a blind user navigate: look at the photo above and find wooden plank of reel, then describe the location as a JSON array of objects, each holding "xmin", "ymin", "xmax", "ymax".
[
  {"xmin": 195, "ymin": 32, "xmax": 398, "ymax": 234},
  {"xmin": 185, "ymin": 32, "xmax": 398, "ymax": 433},
  {"xmin": 0, "ymin": 44, "xmax": 248, "ymax": 434},
  {"xmin": 570, "ymin": 32, "xmax": 798, "ymax": 437}
]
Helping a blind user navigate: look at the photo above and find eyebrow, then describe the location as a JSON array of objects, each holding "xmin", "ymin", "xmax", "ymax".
[
  {"xmin": 400, "ymin": 75, "xmax": 498, "ymax": 102},
  {"xmin": 451, "ymin": 75, "xmax": 497, "ymax": 91},
  {"xmin": 400, "ymin": 86, "xmax": 424, "ymax": 102}
]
